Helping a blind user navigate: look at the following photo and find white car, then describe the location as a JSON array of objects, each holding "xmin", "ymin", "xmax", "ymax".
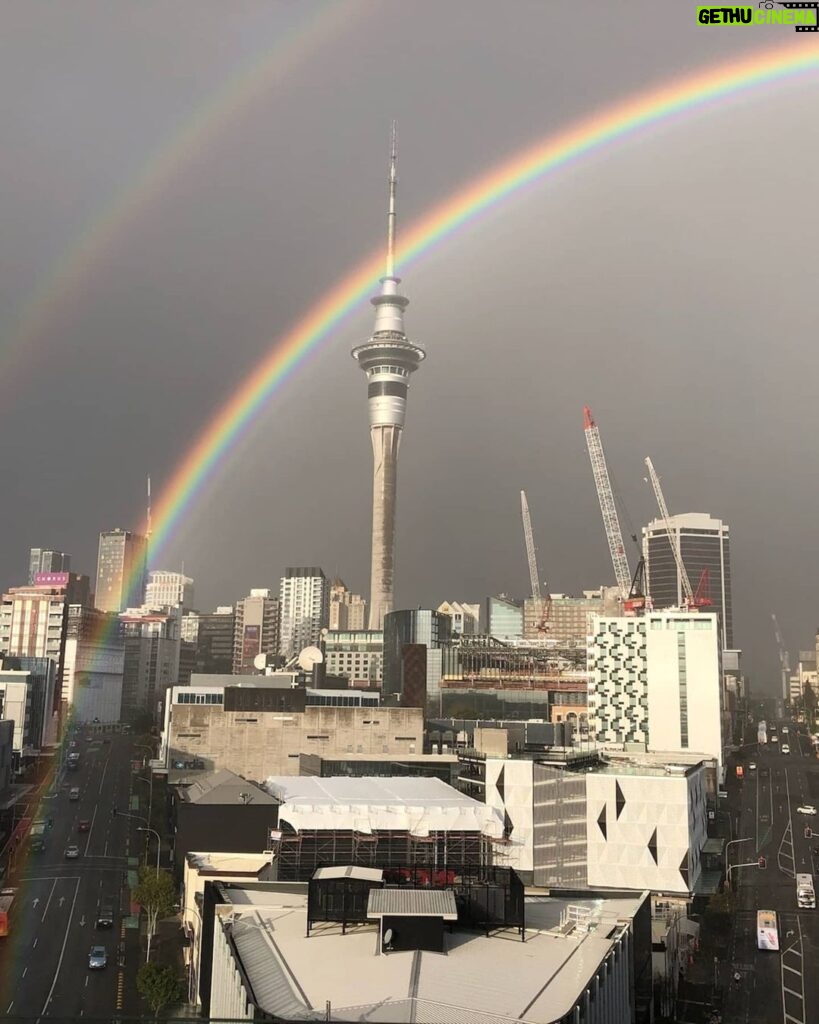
[
  {"xmin": 771, "ymin": 735, "xmax": 779, "ymax": 744},
  {"xmin": 797, "ymin": 805, "xmax": 817, "ymax": 816},
  {"xmin": 782, "ymin": 745, "xmax": 790, "ymax": 755},
  {"xmin": 748, "ymin": 762, "xmax": 757, "ymax": 771}
]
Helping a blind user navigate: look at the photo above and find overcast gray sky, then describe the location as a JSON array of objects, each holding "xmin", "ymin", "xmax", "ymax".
[{"xmin": 1, "ymin": 1, "xmax": 817, "ymax": 690}]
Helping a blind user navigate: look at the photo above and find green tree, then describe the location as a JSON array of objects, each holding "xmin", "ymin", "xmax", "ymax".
[
  {"xmin": 136, "ymin": 962, "xmax": 183, "ymax": 1018},
  {"xmin": 133, "ymin": 867, "xmax": 176, "ymax": 961}
]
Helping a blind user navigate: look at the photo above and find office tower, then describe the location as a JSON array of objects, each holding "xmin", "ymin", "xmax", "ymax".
[
  {"xmin": 642, "ymin": 513, "xmax": 732, "ymax": 649},
  {"xmin": 62, "ymin": 606, "xmax": 124, "ymax": 723},
  {"xmin": 321, "ymin": 629, "xmax": 384, "ymax": 688},
  {"xmin": 28, "ymin": 548, "xmax": 70, "ymax": 584},
  {"xmin": 183, "ymin": 607, "xmax": 236, "ymax": 675},
  {"xmin": 485, "ymin": 595, "xmax": 523, "ymax": 640},
  {"xmin": 145, "ymin": 570, "xmax": 195, "ymax": 611},
  {"xmin": 328, "ymin": 580, "xmax": 368, "ymax": 631},
  {"xmin": 233, "ymin": 590, "xmax": 280, "ymax": 672},
  {"xmin": 95, "ymin": 529, "xmax": 148, "ymax": 613},
  {"xmin": 119, "ymin": 607, "xmax": 181, "ymax": 722},
  {"xmin": 351, "ymin": 132, "xmax": 425, "ymax": 629},
  {"xmin": 437, "ymin": 601, "xmax": 480, "ymax": 635},
  {"xmin": 382, "ymin": 609, "xmax": 452, "ymax": 702},
  {"xmin": 278, "ymin": 569, "xmax": 329, "ymax": 660}
]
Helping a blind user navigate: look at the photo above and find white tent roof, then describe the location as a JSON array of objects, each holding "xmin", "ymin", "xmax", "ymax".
[{"xmin": 264, "ymin": 776, "xmax": 503, "ymax": 838}]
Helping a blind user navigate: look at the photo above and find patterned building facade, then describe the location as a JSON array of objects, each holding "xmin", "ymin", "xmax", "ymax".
[{"xmin": 587, "ymin": 617, "xmax": 648, "ymax": 745}]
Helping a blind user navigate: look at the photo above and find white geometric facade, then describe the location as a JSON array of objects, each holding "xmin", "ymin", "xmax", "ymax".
[
  {"xmin": 484, "ymin": 758, "xmax": 535, "ymax": 875},
  {"xmin": 588, "ymin": 617, "xmax": 647, "ymax": 745},
  {"xmin": 586, "ymin": 767, "xmax": 707, "ymax": 894}
]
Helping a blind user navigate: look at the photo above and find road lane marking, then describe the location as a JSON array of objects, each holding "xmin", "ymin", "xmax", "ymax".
[
  {"xmin": 83, "ymin": 804, "xmax": 98, "ymax": 856},
  {"xmin": 32, "ymin": 937, "xmax": 37, "ymax": 948},
  {"xmin": 84, "ymin": 975, "xmax": 89, "ymax": 987},
  {"xmin": 39, "ymin": 877, "xmax": 80, "ymax": 1016},
  {"xmin": 22, "ymin": 967, "xmax": 27, "ymax": 978},
  {"xmin": 97, "ymin": 757, "xmax": 109, "ymax": 795},
  {"xmin": 6, "ymin": 1002, "xmax": 12, "ymax": 1013},
  {"xmin": 40, "ymin": 878, "xmax": 57, "ymax": 922}
]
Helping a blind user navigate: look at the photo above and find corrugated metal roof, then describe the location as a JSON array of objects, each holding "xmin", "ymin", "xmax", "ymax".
[
  {"xmin": 313, "ymin": 866, "xmax": 383, "ymax": 882},
  {"xmin": 232, "ymin": 922, "xmax": 309, "ymax": 1020},
  {"xmin": 367, "ymin": 888, "xmax": 457, "ymax": 920}
]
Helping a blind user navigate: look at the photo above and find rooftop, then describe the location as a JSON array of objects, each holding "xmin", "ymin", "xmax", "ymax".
[
  {"xmin": 177, "ymin": 768, "xmax": 279, "ymax": 805},
  {"xmin": 186, "ymin": 852, "xmax": 272, "ymax": 876},
  {"xmin": 263, "ymin": 776, "xmax": 503, "ymax": 837},
  {"xmin": 217, "ymin": 889, "xmax": 647, "ymax": 1023}
]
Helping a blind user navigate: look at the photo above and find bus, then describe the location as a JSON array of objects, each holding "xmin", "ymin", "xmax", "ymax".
[
  {"xmin": 29, "ymin": 820, "xmax": 47, "ymax": 853},
  {"xmin": 796, "ymin": 873, "xmax": 815, "ymax": 909},
  {"xmin": 0, "ymin": 889, "xmax": 16, "ymax": 937},
  {"xmin": 757, "ymin": 910, "xmax": 779, "ymax": 950}
]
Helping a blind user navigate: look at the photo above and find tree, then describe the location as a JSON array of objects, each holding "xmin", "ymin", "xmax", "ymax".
[
  {"xmin": 137, "ymin": 962, "xmax": 183, "ymax": 1018},
  {"xmin": 133, "ymin": 867, "xmax": 176, "ymax": 961}
]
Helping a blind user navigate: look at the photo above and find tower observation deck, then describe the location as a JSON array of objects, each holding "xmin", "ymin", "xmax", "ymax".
[{"xmin": 351, "ymin": 128, "xmax": 425, "ymax": 630}]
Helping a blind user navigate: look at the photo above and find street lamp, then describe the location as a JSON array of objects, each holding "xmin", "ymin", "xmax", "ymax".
[
  {"xmin": 137, "ymin": 826, "xmax": 161, "ymax": 877},
  {"xmin": 725, "ymin": 837, "xmax": 753, "ymax": 892},
  {"xmin": 132, "ymin": 744, "xmax": 155, "ymax": 822}
]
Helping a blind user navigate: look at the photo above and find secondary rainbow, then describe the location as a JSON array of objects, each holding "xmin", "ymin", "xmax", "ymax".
[
  {"xmin": 143, "ymin": 40, "xmax": 819, "ymax": 561},
  {"xmin": 0, "ymin": 0, "xmax": 365, "ymax": 386}
]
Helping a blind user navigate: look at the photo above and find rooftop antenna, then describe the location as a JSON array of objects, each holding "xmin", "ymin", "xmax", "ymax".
[{"xmin": 386, "ymin": 121, "xmax": 397, "ymax": 279}]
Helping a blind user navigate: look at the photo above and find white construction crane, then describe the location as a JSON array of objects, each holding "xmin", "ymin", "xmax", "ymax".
[
  {"xmin": 520, "ymin": 490, "xmax": 550, "ymax": 633},
  {"xmin": 644, "ymin": 457, "xmax": 694, "ymax": 606},
  {"xmin": 772, "ymin": 613, "xmax": 791, "ymax": 702},
  {"xmin": 583, "ymin": 407, "xmax": 631, "ymax": 600}
]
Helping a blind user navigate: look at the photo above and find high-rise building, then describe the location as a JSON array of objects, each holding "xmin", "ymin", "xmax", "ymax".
[
  {"xmin": 278, "ymin": 569, "xmax": 329, "ymax": 660},
  {"xmin": 321, "ymin": 629, "xmax": 384, "ymax": 688},
  {"xmin": 328, "ymin": 580, "xmax": 367, "ymax": 631},
  {"xmin": 183, "ymin": 607, "xmax": 236, "ymax": 675},
  {"xmin": 28, "ymin": 548, "xmax": 70, "ymax": 584},
  {"xmin": 0, "ymin": 656, "xmax": 57, "ymax": 756},
  {"xmin": 643, "ymin": 513, "xmax": 732, "ymax": 649},
  {"xmin": 351, "ymin": 135, "xmax": 425, "ymax": 629},
  {"xmin": 485, "ymin": 596, "xmax": 523, "ymax": 640},
  {"xmin": 233, "ymin": 590, "xmax": 280, "ymax": 673},
  {"xmin": 523, "ymin": 589, "xmax": 620, "ymax": 644},
  {"xmin": 62, "ymin": 606, "xmax": 124, "ymax": 724},
  {"xmin": 0, "ymin": 576, "xmax": 89, "ymax": 711},
  {"xmin": 95, "ymin": 529, "xmax": 148, "ymax": 613},
  {"xmin": 382, "ymin": 609, "xmax": 452, "ymax": 702},
  {"xmin": 437, "ymin": 601, "xmax": 480, "ymax": 635},
  {"xmin": 145, "ymin": 570, "xmax": 194, "ymax": 611},
  {"xmin": 119, "ymin": 607, "xmax": 181, "ymax": 722},
  {"xmin": 588, "ymin": 610, "xmax": 723, "ymax": 773}
]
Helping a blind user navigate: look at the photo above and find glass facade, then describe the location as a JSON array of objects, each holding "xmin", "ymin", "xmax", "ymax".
[
  {"xmin": 485, "ymin": 596, "xmax": 523, "ymax": 640},
  {"xmin": 382, "ymin": 610, "xmax": 451, "ymax": 700},
  {"xmin": 94, "ymin": 530, "xmax": 147, "ymax": 613},
  {"xmin": 643, "ymin": 516, "xmax": 732, "ymax": 649}
]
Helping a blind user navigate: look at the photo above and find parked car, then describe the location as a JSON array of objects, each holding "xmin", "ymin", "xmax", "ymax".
[{"xmin": 88, "ymin": 946, "xmax": 107, "ymax": 970}]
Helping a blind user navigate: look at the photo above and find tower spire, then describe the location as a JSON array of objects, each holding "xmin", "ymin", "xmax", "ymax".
[{"xmin": 386, "ymin": 121, "xmax": 397, "ymax": 279}]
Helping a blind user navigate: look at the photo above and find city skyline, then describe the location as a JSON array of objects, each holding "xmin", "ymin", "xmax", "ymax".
[{"xmin": 0, "ymin": 4, "xmax": 818, "ymax": 686}]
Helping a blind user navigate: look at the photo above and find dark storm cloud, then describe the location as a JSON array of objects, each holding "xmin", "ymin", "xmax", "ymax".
[{"xmin": 0, "ymin": 0, "xmax": 815, "ymax": 687}]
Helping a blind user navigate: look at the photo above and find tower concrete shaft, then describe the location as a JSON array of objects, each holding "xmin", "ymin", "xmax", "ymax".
[{"xmin": 351, "ymin": 128, "xmax": 425, "ymax": 630}]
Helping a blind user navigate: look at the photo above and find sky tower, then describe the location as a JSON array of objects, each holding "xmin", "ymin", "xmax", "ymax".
[{"xmin": 352, "ymin": 128, "xmax": 425, "ymax": 630}]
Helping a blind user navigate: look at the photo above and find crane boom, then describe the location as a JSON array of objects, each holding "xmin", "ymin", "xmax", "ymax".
[
  {"xmin": 520, "ymin": 491, "xmax": 541, "ymax": 602},
  {"xmin": 520, "ymin": 490, "xmax": 551, "ymax": 633},
  {"xmin": 583, "ymin": 407, "xmax": 631, "ymax": 599},
  {"xmin": 644, "ymin": 457, "xmax": 694, "ymax": 605}
]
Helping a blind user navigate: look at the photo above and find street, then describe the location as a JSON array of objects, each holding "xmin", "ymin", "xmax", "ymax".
[
  {"xmin": 718, "ymin": 722, "xmax": 819, "ymax": 1024},
  {"xmin": 0, "ymin": 732, "xmax": 146, "ymax": 1019}
]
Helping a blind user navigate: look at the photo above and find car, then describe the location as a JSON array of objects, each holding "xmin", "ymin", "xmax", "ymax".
[
  {"xmin": 771, "ymin": 735, "xmax": 779, "ymax": 743},
  {"xmin": 64, "ymin": 844, "xmax": 80, "ymax": 859},
  {"xmin": 69, "ymin": 787, "xmax": 80, "ymax": 801},
  {"xmin": 783, "ymin": 726, "xmax": 789, "ymax": 734},
  {"xmin": 88, "ymin": 946, "xmax": 107, "ymax": 970},
  {"xmin": 797, "ymin": 805, "xmax": 817, "ymax": 816},
  {"xmin": 77, "ymin": 819, "xmax": 91, "ymax": 833},
  {"xmin": 749, "ymin": 762, "xmax": 757, "ymax": 771},
  {"xmin": 782, "ymin": 745, "xmax": 790, "ymax": 755}
]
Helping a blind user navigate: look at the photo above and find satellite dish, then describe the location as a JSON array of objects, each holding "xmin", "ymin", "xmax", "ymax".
[
  {"xmin": 253, "ymin": 653, "xmax": 268, "ymax": 672},
  {"xmin": 383, "ymin": 928, "xmax": 393, "ymax": 948},
  {"xmin": 297, "ymin": 646, "xmax": 324, "ymax": 671}
]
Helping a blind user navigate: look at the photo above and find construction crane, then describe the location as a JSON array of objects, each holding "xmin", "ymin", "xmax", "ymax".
[
  {"xmin": 583, "ymin": 407, "xmax": 632, "ymax": 600},
  {"xmin": 520, "ymin": 490, "xmax": 551, "ymax": 634},
  {"xmin": 772, "ymin": 613, "xmax": 791, "ymax": 703},
  {"xmin": 644, "ymin": 457, "xmax": 695, "ymax": 607}
]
